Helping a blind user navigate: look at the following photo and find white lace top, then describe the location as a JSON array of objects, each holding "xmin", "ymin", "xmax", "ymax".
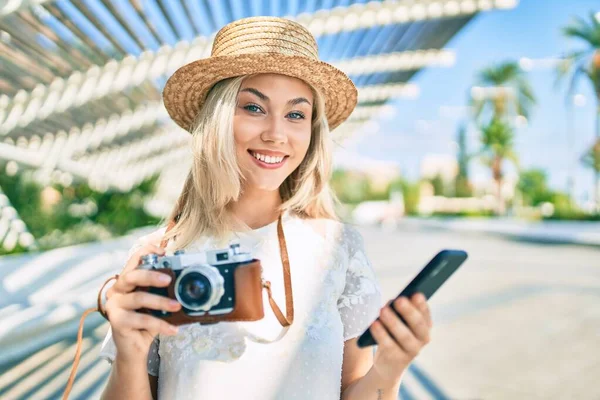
[{"xmin": 99, "ymin": 212, "xmax": 382, "ymax": 399}]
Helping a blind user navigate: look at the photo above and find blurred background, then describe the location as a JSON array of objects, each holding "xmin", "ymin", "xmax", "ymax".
[{"xmin": 0, "ymin": 0, "xmax": 599, "ymax": 399}]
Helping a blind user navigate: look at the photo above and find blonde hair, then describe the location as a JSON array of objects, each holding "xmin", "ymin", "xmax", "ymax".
[{"xmin": 162, "ymin": 74, "xmax": 339, "ymax": 250}]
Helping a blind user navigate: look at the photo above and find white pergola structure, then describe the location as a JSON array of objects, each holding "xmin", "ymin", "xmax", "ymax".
[
  {"xmin": 0, "ymin": 0, "xmax": 519, "ymax": 249},
  {"xmin": 0, "ymin": 185, "xmax": 36, "ymax": 252}
]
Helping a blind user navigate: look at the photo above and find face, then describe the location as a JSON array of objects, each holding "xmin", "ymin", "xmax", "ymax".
[{"xmin": 234, "ymin": 74, "xmax": 314, "ymax": 192}]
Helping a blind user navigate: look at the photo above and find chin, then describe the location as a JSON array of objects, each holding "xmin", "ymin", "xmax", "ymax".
[{"xmin": 250, "ymin": 180, "xmax": 284, "ymax": 192}]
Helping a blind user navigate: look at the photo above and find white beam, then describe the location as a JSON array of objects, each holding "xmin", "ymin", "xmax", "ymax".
[
  {"xmin": 75, "ymin": 130, "xmax": 190, "ymax": 169},
  {"xmin": 358, "ymin": 83, "xmax": 420, "ymax": 103},
  {"xmin": 0, "ymin": 137, "xmax": 190, "ymax": 193},
  {"xmin": 0, "ymin": 42, "xmax": 204, "ymax": 134},
  {"xmin": 333, "ymin": 49, "xmax": 455, "ymax": 76},
  {"xmin": 295, "ymin": 0, "xmax": 519, "ymax": 36},
  {"xmin": 348, "ymin": 104, "xmax": 398, "ymax": 121},
  {"xmin": 0, "ymin": 0, "xmax": 53, "ymax": 17},
  {"xmin": 2, "ymin": 101, "xmax": 167, "ymax": 152}
]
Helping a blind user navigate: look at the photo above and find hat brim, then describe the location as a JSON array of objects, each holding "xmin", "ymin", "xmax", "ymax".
[{"xmin": 162, "ymin": 53, "xmax": 357, "ymax": 132}]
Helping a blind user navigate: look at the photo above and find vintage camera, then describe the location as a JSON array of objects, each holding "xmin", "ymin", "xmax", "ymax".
[{"xmin": 137, "ymin": 243, "xmax": 264, "ymax": 325}]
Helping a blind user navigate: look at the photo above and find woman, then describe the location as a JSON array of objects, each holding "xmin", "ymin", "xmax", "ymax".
[{"xmin": 99, "ymin": 16, "xmax": 432, "ymax": 400}]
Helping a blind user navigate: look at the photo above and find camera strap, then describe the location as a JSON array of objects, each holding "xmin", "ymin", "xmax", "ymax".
[
  {"xmin": 266, "ymin": 213, "xmax": 294, "ymax": 327},
  {"xmin": 62, "ymin": 213, "xmax": 294, "ymax": 399},
  {"xmin": 61, "ymin": 274, "xmax": 119, "ymax": 399}
]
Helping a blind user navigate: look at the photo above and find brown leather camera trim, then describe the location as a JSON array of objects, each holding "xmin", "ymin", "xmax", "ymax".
[{"xmin": 137, "ymin": 260, "xmax": 265, "ymax": 326}]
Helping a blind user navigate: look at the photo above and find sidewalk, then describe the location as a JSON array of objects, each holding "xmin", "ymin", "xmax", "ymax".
[{"xmin": 400, "ymin": 217, "xmax": 600, "ymax": 247}]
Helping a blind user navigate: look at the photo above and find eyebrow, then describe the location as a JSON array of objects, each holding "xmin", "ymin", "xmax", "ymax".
[{"xmin": 240, "ymin": 87, "xmax": 312, "ymax": 107}]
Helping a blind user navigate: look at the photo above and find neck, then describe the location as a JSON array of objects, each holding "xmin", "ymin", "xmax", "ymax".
[{"xmin": 229, "ymin": 187, "xmax": 283, "ymax": 230}]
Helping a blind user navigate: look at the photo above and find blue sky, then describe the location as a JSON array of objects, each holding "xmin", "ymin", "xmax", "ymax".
[{"xmin": 346, "ymin": 0, "xmax": 600, "ymax": 204}]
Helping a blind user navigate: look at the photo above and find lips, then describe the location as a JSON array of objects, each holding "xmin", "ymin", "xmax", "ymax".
[
  {"xmin": 249, "ymin": 151, "xmax": 287, "ymax": 164},
  {"xmin": 248, "ymin": 150, "xmax": 289, "ymax": 169}
]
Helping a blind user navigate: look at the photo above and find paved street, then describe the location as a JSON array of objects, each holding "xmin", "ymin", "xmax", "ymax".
[
  {"xmin": 365, "ymin": 222, "xmax": 600, "ymax": 400},
  {"xmin": 1, "ymin": 222, "xmax": 598, "ymax": 399}
]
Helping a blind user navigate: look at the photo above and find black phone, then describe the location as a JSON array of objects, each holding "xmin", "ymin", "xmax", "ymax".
[{"xmin": 356, "ymin": 249, "xmax": 468, "ymax": 348}]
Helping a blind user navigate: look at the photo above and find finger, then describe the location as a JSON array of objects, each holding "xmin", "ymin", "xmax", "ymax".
[
  {"xmin": 379, "ymin": 306, "xmax": 421, "ymax": 356},
  {"xmin": 111, "ymin": 309, "xmax": 179, "ymax": 336},
  {"xmin": 124, "ymin": 245, "xmax": 166, "ymax": 274},
  {"xmin": 369, "ymin": 320, "xmax": 398, "ymax": 351},
  {"xmin": 118, "ymin": 291, "xmax": 182, "ymax": 313},
  {"xmin": 392, "ymin": 297, "xmax": 430, "ymax": 344},
  {"xmin": 112, "ymin": 269, "xmax": 172, "ymax": 295},
  {"xmin": 412, "ymin": 293, "xmax": 432, "ymax": 329}
]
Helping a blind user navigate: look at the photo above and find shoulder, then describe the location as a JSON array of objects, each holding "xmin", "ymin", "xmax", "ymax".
[
  {"xmin": 300, "ymin": 217, "xmax": 365, "ymax": 257},
  {"xmin": 127, "ymin": 227, "xmax": 167, "ymax": 256},
  {"xmin": 334, "ymin": 222, "xmax": 366, "ymax": 259},
  {"xmin": 298, "ymin": 217, "xmax": 350, "ymax": 242}
]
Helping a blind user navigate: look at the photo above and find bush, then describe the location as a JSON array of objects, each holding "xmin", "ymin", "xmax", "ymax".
[
  {"xmin": 0, "ymin": 171, "xmax": 161, "ymax": 255},
  {"xmin": 544, "ymin": 209, "xmax": 600, "ymax": 221},
  {"xmin": 430, "ymin": 210, "xmax": 495, "ymax": 218},
  {"xmin": 388, "ymin": 178, "xmax": 420, "ymax": 215}
]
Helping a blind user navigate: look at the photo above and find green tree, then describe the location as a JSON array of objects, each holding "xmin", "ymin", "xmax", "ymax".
[
  {"xmin": 330, "ymin": 169, "xmax": 370, "ymax": 204},
  {"xmin": 388, "ymin": 178, "xmax": 420, "ymax": 215},
  {"xmin": 471, "ymin": 61, "xmax": 536, "ymax": 122},
  {"xmin": 480, "ymin": 118, "xmax": 519, "ymax": 214},
  {"xmin": 558, "ymin": 12, "xmax": 600, "ymax": 209},
  {"xmin": 471, "ymin": 61, "xmax": 535, "ymax": 214},
  {"xmin": 517, "ymin": 169, "xmax": 554, "ymax": 206},
  {"xmin": 428, "ymin": 174, "xmax": 445, "ymax": 196}
]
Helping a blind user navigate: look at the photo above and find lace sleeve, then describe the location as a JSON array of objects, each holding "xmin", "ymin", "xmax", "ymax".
[
  {"xmin": 336, "ymin": 225, "xmax": 382, "ymax": 341},
  {"xmin": 97, "ymin": 228, "xmax": 166, "ymax": 376}
]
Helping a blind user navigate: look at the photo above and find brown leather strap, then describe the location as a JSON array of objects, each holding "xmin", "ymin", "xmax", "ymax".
[
  {"xmin": 97, "ymin": 274, "xmax": 119, "ymax": 320},
  {"xmin": 63, "ymin": 274, "xmax": 120, "ymax": 399},
  {"xmin": 262, "ymin": 214, "xmax": 294, "ymax": 327}
]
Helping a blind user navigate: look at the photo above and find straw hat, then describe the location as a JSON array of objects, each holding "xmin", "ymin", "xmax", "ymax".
[{"xmin": 162, "ymin": 16, "xmax": 357, "ymax": 132}]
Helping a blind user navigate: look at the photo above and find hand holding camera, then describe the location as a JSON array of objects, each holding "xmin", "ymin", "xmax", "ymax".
[
  {"xmin": 104, "ymin": 241, "xmax": 267, "ymax": 362},
  {"xmin": 104, "ymin": 244, "xmax": 182, "ymax": 364}
]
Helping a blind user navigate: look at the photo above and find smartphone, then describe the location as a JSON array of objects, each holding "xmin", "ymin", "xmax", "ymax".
[{"xmin": 356, "ymin": 249, "xmax": 468, "ymax": 348}]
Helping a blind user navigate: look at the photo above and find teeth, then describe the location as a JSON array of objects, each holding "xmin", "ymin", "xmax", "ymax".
[{"xmin": 252, "ymin": 152, "xmax": 285, "ymax": 164}]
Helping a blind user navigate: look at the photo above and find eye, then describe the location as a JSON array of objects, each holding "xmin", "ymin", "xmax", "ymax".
[
  {"xmin": 244, "ymin": 104, "xmax": 263, "ymax": 114},
  {"xmin": 288, "ymin": 112, "xmax": 305, "ymax": 120}
]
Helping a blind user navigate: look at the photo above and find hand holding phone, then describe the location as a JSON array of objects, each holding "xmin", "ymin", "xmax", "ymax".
[{"xmin": 357, "ymin": 249, "xmax": 468, "ymax": 348}]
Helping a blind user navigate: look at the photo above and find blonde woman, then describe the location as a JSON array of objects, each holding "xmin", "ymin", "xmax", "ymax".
[{"xmin": 99, "ymin": 17, "xmax": 432, "ymax": 400}]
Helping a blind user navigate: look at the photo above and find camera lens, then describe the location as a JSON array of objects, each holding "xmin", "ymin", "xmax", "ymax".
[
  {"xmin": 174, "ymin": 264, "xmax": 225, "ymax": 312},
  {"xmin": 177, "ymin": 272, "xmax": 212, "ymax": 309}
]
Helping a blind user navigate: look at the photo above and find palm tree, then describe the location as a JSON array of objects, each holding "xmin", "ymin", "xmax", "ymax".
[
  {"xmin": 455, "ymin": 122, "xmax": 473, "ymax": 197},
  {"xmin": 480, "ymin": 118, "xmax": 519, "ymax": 214},
  {"xmin": 558, "ymin": 12, "xmax": 600, "ymax": 210},
  {"xmin": 471, "ymin": 61, "xmax": 536, "ymax": 122},
  {"xmin": 470, "ymin": 61, "xmax": 535, "ymax": 214},
  {"xmin": 581, "ymin": 138, "xmax": 600, "ymax": 211}
]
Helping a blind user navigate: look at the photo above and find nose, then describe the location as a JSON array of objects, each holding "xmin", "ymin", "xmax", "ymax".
[{"xmin": 260, "ymin": 116, "xmax": 287, "ymax": 144}]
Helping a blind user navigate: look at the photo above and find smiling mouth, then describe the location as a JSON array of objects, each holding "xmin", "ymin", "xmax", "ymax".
[{"xmin": 248, "ymin": 150, "xmax": 289, "ymax": 165}]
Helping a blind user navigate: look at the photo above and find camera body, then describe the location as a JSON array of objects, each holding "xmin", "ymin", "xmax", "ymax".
[{"xmin": 138, "ymin": 243, "xmax": 258, "ymax": 322}]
